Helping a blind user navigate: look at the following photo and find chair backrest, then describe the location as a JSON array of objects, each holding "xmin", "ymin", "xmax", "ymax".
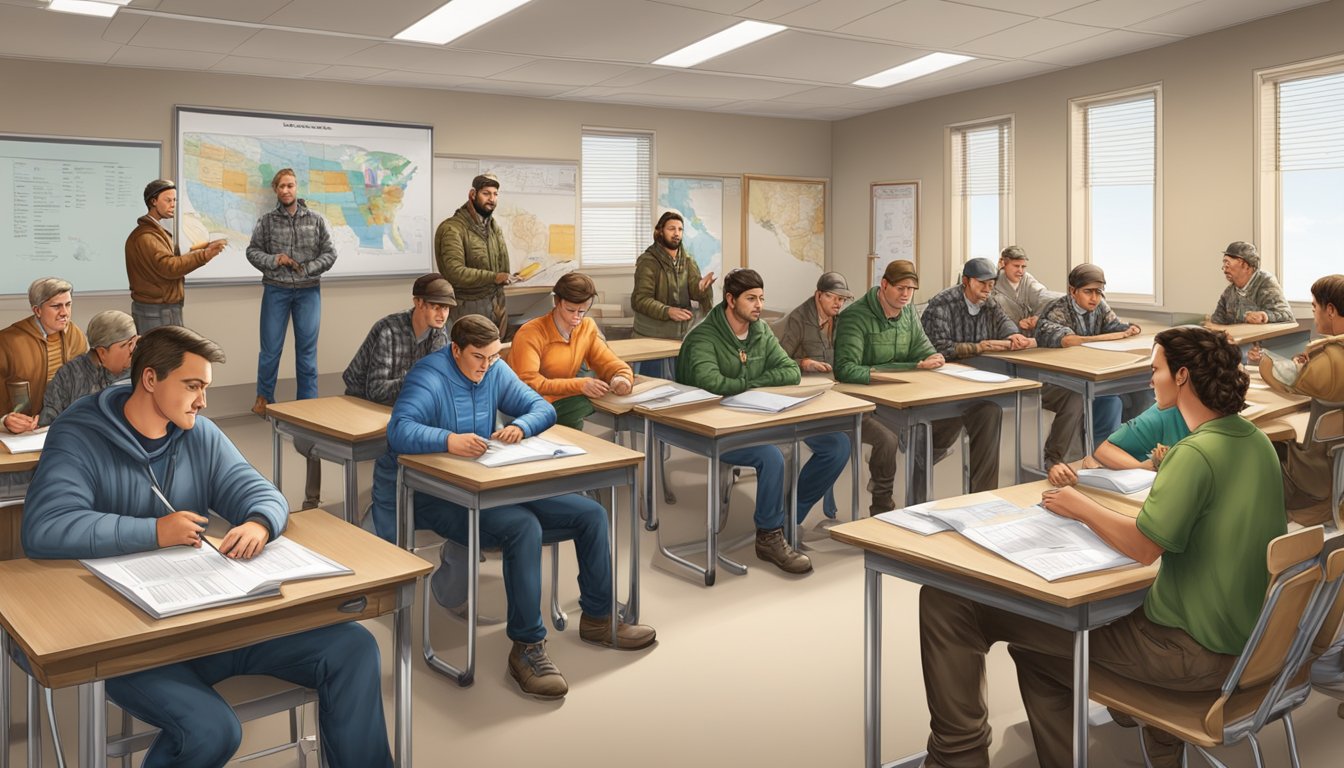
[
  {"xmin": 1236, "ymin": 525, "xmax": 1324, "ymax": 689},
  {"xmin": 1310, "ymin": 547, "xmax": 1344, "ymax": 656},
  {"xmin": 1307, "ymin": 399, "xmax": 1344, "ymax": 445}
]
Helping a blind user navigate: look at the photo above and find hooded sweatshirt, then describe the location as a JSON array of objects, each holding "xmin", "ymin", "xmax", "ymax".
[
  {"xmin": 675, "ymin": 302, "xmax": 799, "ymax": 396},
  {"xmin": 0, "ymin": 316, "xmax": 88, "ymax": 417},
  {"xmin": 22, "ymin": 386, "xmax": 287, "ymax": 559},
  {"xmin": 631, "ymin": 242, "xmax": 713, "ymax": 339}
]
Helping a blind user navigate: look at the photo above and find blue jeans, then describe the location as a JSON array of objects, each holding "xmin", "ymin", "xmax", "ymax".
[
  {"xmin": 413, "ymin": 492, "xmax": 613, "ymax": 644},
  {"xmin": 721, "ymin": 433, "xmax": 851, "ymax": 529},
  {"xmin": 370, "ymin": 451, "xmax": 400, "ymax": 543},
  {"xmin": 1091, "ymin": 395, "xmax": 1123, "ymax": 450},
  {"xmin": 256, "ymin": 284, "xmax": 321, "ymax": 402},
  {"xmin": 635, "ymin": 357, "xmax": 676, "ymax": 379},
  {"xmin": 104, "ymin": 623, "xmax": 390, "ymax": 768}
]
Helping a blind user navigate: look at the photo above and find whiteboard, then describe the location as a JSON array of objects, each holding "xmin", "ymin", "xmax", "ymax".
[
  {"xmin": 0, "ymin": 133, "xmax": 161, "ymax": 296},
  {"xmin": 869, "ymin": 180, "xmax": 919, "ymax": 289},
  {"xmin": 432, "ymin": 155, "xmax": 578, "ymax": 289},
  {"xmin": 176, "ymin": 107, "xmax": 434, "ymax": 284}
]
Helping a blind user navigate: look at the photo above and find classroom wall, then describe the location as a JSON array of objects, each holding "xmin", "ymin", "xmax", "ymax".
[
  {"xmin": 831, "ymin": 0, "xmax": 1344, "ymax": 315},
  {"xmin": 0, "ymin": 57, "xmax": 831, "ymax": 392}
]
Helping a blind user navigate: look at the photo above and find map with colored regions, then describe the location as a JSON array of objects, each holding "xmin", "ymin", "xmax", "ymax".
[
  {"xmin": 658, "ymin": 177, "xmax": 723, "ymax": 280},
  {"xmin": 745, "ymin": 177, "xmax": 826, "ymax": 310}
]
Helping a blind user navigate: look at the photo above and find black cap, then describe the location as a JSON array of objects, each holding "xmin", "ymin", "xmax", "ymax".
[{"xmin": 143, "ymin": 179, "xmax": 176, "ymax": 206}]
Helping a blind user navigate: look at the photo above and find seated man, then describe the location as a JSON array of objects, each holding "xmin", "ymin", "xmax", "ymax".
[
  {"xmin": 1210, "ymin": 241, "xmax": 1293, "ymax": 325},
  {"xmin": 385, "ymin": 314, "xmax": 655, "ymax": 701},
  {"xmin": 39, "ymin": 309, "xmax": 137, "ymax": 425},
  {"xmin": 344, "ymin": 273, "xmax": 455, "ymax": 541},
  {"xmin": 917, "ymin": 257, "xmax": 1033, "ymax": 496},
  {"xmin": 992, "ymin": 246, "xmax": 1053, "ymax": 335},
  {"xmin": 920, "ymin": 326, "xmax": 1286, "ymax": 768},
  {"xmin": 0, "ymin": 277, "xmax": 88, "ymax": 433},
  {"xmin": 22, "ymin": 325, "xmax": 393, "ymax": 768},
  {"xmin": 832, "ymin": 261, "xmax": 943, "ymax": 511},
  {"xmin": 1252, "ymin": 273, "xmax": 1344, "ymax": 525},
  {"xmin": 676, "ymin": 268, "xmax": 850, "ymax": 574},
  {"xmin": 510, "ymin": 272, "xmax": 633, "ymax": 429},
  {"xmin": 1035, "ymin": 264, "xmax": 1143, "ymax": 469},
  {"xmin": 1046, "ymin": 401, "xmax": 1189, "ymax": 487}
]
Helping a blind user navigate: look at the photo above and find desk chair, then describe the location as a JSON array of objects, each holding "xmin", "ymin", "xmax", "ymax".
[
  {"xmin": 1089, "ymin": 525, "xmax": 1328, "ymax": 768},
  {"xmin": 1303, "ymin": 398, "xmax": 1344, "ymax": 530}
]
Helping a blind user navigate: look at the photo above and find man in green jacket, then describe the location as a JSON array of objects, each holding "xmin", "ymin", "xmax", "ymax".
[
  {"xmin": 676, "ymin": 269, "xmax": 849, "ymax": 574},
  {"xmin": 632, "ymin": 211, "xmax": 716, "ymax": 376},
  {"xmin": 436, "ymin": 173, "xmax": 516, "ymax": 336}
]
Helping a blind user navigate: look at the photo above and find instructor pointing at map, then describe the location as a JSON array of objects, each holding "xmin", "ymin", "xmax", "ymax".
[
  {"xmin": 436, "ymin": 173, "xmax": 516, "ymax": 338},
  {"xmin": 125, "ymin": 179, "xmax": 226, "ymax": 332}
]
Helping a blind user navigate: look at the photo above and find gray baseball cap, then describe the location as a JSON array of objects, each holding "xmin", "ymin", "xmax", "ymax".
[
  {"xmin": 1000, "ymin": 245, "xmax": 1027, "ymax": 261},
  {"xmin": 1068, "ymin": 263, "xmax": 1107, "ymax": 289},
  {"xmin": 962, "ymin": 258, "xmax": 997, "ymax": 281},
  {"xmin": 1223, "ymin": 241, "xmax": 1260, "ymax": 270},
  {"xmin": 816, "ymin": 272, "xmax": 854, "ymax": 299}
]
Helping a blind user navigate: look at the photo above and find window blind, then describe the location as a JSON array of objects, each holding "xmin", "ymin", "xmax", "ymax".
[
  {"xmin": 1278, "ymin": 70, "xmax": 1344, "ymax": 171},
  {"xmin": 1085, "ymin": 96, "xmax": 1155, "ymax": 186},
  {"xmin": 581, "ymin": 131, "xmax": 652, "ymax": 267}
]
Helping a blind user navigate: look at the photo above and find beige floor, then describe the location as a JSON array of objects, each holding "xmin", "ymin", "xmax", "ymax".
[{"xmin": 10, "ymin": 410, "xmax": 1343, "ymax": 767}]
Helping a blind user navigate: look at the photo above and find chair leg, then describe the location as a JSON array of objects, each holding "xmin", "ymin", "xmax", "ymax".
[
  {"xmin": 1245, "ymin": 731, "xmax": 1266, "ymax": 768},
  {"xmin": 42, "ymin": 688, "xmax": 66, "ymax": 768},
  {"xmin": 660, "ymin": 443, "xmax": 675, "ymax": 505},
  {"xmin": 1191, "ymin": 745, "xmax": 1226, "ymax": 768},
  {"xmin": 550, "ymin": 542, "xmax": 567, "ymax": 631},
  {"xmin": 1281, "ymin": 712, "xmax": 1303, "ymax": 768},
  {"xmin": 118, "ymin": 707, "xmax": 131, "ymax": 768},
  {"xmin": 27, "ymin": 677, "xmax": 41, "ymax": 768}
]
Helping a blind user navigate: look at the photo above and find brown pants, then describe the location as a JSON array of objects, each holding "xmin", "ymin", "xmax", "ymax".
[
  {"xmin": 1041, "ymin": 384, "xmax": 1086, "ymax": 468},
  {"xmin": 884, "ymin": 401, "xmax": 1001, "ymax": 503},
  {"xmin": 862, "ymin": 413, "xmax": 900, "ymax": 513},
  {"xmin": 919, "ymin": 586, "xmax": 1235, "ymax": 768}
]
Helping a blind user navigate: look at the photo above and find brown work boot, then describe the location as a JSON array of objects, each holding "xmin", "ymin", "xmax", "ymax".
[
  {"xmin": 755, "ymin": 527, "xmax": 812, "ymax": 574},
  {"xmin": 508, "ymin": 640, "xmax": 568, "ymax": 700},
  {"xmin": 251, "ymin": 395, "xmax": 269, "ymax": 418},
  {"xmin": 302, "ymin": 456, "xmax": 321, "ymax": 510},
  {"xmin": 578, "ymin": 614, "xmax": 656, "ymax": 650}
]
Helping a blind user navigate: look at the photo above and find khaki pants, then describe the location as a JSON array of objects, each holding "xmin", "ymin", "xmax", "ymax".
[{"xmin": 919, "ymin": 586, "xmax": 1235, "ymax": 768}]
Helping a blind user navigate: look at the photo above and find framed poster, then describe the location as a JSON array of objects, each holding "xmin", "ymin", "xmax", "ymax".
[
  {"xmin": 741, "ymin": 174, "xmax": 827, "ymax": 311},
  {"xmin": 175, "ymin": 106, "xmax": 433, "ymax": 283},
  {"xmin": 868, "ymin": 180, "xmax": 919, "ymax": 288},
  {"xmin": 658, "ymin": 174, "xmax": 728, "ymax": 280}
]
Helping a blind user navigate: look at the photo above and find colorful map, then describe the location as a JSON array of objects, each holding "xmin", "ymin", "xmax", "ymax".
[
  {"xmin": 745, "ymin": 177, "xmax": 826, "ymax": 310},
  {"xmin": 658, "ymin": 177, "xmax": 723, "ymax": 280}
]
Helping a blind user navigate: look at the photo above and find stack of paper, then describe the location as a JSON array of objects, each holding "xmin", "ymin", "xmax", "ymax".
[
  {"xmin": 934, "ymin": 363, "xmax": 1010, "ymax": 383},
  {"xmin": 600, "ymin": 384, "xmax": 681, "ymax": 407},
  {"xmin": 1076, "ymin": 468, "xmax": 1156, "ymax": 494},
  {"xmin": 477, "ymin": 436, "xmax": 586, "ymax": 468},
  {"xmin": 636, "ymin": 387, "xmax": 720, "ymax": 410},
  {"xmin": 0, "ymin": 427, "xmax": 47, "ymax": 454},
  {"xmin": 721, "ymin": 389, "xmax": 822, "ymax": 413},
  {"xmin": 1083, "ymin": 336, "xmax": 1156, "ymax": 353}
]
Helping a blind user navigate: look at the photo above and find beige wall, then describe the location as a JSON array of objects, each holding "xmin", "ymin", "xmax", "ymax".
[
  {"xmin": 0, "ymin": 57, "xmax": 831, "ymax": 390},
  {"xmin": 831, "ymin": 0, "xmax": 1344, "ymax": 315}
]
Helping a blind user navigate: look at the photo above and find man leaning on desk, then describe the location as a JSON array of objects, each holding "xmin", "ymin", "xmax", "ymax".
[
  {"xmin": 22, "ymin": 325, "xmax": 393, "ymax": 768},
  {"xmin": 1210, "ymin": 241, "xmax": 1293, "ymax": 325},
  {"xmin": 384, "ymin": 314, "xmax": 655, "ymax": 701},
  {"xmin": 919, "ymin": 326, "xmax": 1285, "ymax": 768}
]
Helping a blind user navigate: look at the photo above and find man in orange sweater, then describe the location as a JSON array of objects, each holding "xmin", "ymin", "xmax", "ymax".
[
  {"xmin": 1, "ymin": 277, "xmax": 88, "ymax": 433},
  {"xmin": 509, "ymin": 272, "xmax": 633, "ymax": 429},
  {"xmin": 124, "ymin": 179, "xmax": 226, "ymax": 332}
]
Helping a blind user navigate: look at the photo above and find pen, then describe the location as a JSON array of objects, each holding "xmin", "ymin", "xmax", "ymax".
[{"xmin": 150, "ymin": 484, "xmax": 177, "ymax": 516}]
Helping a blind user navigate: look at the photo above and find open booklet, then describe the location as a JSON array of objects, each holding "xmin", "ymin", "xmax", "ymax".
[
  {"xmin": 720, "ymin": 388, "xmax": 823, "ymax": 413},
  {"xmin": 0, "ymin": 426, "xmax": 47, "ymax": 454},
  {"xmin": 477, "ymin": 435, "xmax": 586, "ymax": 468},
  {"xmin": 81, "ymin": 536, "xmax": 352, "ymax": 619},
  {"xmin": 1076, "ymin": 467, "xmax": 1155, "ymax": 495},
  {"xmin": 604, "ymin": 380, "xmax": 720, "ymax": 410}
]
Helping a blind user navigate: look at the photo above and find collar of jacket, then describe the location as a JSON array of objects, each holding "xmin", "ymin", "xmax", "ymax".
[{"xmin": 641, "ymin": 241, "xmax": 687, "ymax": 272}]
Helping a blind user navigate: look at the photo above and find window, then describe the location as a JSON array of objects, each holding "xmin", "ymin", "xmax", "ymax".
[
  {"xmin": 948, "ymin": 117, "xmax": 1013, "ymax": 272},
  {"xmin": 1256, "ymin": 57, "xmax": 1344, "ymax": 302},
  {"xmin": 580, "ymin": 129, "xmax": 653, "ymax": 269},
  {"xmin": 1069, "ymin": 85, "xmax": 1161, "ymax": 303}
]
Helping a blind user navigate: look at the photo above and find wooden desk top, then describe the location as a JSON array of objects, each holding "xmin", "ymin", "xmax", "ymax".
[
  {"xmin": 982, "ymin": 345, "xmax": 1152, "ymax": 381},
  {"xmin": 1244, "ymin": 380, "xmax": 1311, "ymax": 424},
  {"xmin": 265, "ymin": 396, "xmax": 392, "ymax": 442},
  {"xmin": 397, "ymin": 425, "xmax": 643, "ymax": 492},
  {"xmin": 0, "ymin": 509, "xmax": 431, "ymax": 688},
  {"xmin": 834, "ymin": 369, "xmax": 1040, "ymax": 410},
  {"xmin": 591, "ymin": 375, "xmax": 674, "ymax": 416},
  {"xmin": 0, "ymin": 445, "xmax": 39, "ymax": 474},
  {"xmin": 830, "ymin": 480, "xmax": 1157, "ymax": 608},
  {"xmin": 606, "ymin": 337, "xmax": 682, "ymax": 363},
  {"xmin": 1204, "ymin": 320, "xmax": 1305, "ymax": 346},
  {"xmin": 636, "ymin": 389, "xmax": 874, "ymax": 438}
]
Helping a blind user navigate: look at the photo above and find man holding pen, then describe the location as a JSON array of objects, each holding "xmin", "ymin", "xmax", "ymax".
[{"xmin": 125, "ymin": 179, "xmax": 226, "ymax": 332}]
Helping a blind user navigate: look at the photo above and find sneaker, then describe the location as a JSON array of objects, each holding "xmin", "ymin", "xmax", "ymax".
[
  {"xmin": 251, "ymin": 395, "xmax": 270, "ymax": 419},
  {"xmin": 755, "ymin": 527, "xmax": 812, "ymax": 574},
  {"xmin": 508, "ymin": 640, "xmax": 568, "ymax": 700},
  {"xmin": 578, "ymin": 613, "xmax": 656, "ymax": 650}
]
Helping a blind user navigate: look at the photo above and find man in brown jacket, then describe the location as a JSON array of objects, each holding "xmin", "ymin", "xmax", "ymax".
[
  {"xmin": 125, "ymin": 179, "xmax": 226, "ymax": 332},
  {"xmin": 0, "ymin": 277, "xmax": 88, "ymax": 433}
]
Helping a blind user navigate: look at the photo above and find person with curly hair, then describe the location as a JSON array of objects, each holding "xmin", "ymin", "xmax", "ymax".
[{"xmin": 918, "ymin": 325, "xmax": 1286, "ymax": 768}]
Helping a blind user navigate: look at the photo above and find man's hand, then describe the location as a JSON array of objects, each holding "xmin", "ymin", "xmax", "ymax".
[
  {"xmin": 698, "ymin": 272, "xmax": 716, "ymax": 293},
  {"xmin": 2, "ymin": 412, "xmax": 37, "ymax": 434},
  {"xmin": 157, "ymin": 510, "xmax": 208, "ymax": 549},
  {"xmin": 1247, "ymin": 343, "xmax": 1263, "ymax": 364},
  {"xmin": 1047, "ymin": 462, "xmax": 1078, "ymax": 487},
  {"xmin": 275, "ymin": 253, "xmax": 302, "ymax": 272},
  {"xmin": 1019, "ymin": 316, "xmax": 1038, "ymax": 332},
  {"xmin": 1039, "ymin": 486, "xmax": 1088, "ymax": 520},
  {"xmin": 494, "ymin": 272, "xmax": 512, "ymax": 285},
  {"xmin": 1150, "ymin": 443, "xmax": 1169, "ymax": 469},
  {"xmin": 1245, "ymin": 311, "xmax": 1269, "ymax": 324},
  {"xmin": 978, "ymin": 339, "xmax": 1011, "ymax": 353},
  {"xmin": 916, "ymin": 353, "xmax": 946, "ymax": 370},
  {"xmin": 492, "ymin": 425, "xmax": 524, "ymax": 444},
  {"xmin": 205, "ymin": 240, "xmax": 227, "ymax": 258},
  {"xmin": 580, "ymin": 378, "xmax": 611, "ymax": 398},
  {"xmin": 1008, "ymin": 334, "xmax": 1035, "ymax": 350},
  {"xmin": 801, "ymin": 358, "xmax": 833, "ymax": 373},
  {"xmin": 1081, "ymin": 455, "xmax": 1102, "ymax": 470},
  {"xmin": 218, "ymin": 521, "xmax": 268, "ymax": 559},
  {"xmin": 447, "ymin": 432, "xmax": 489, "ymax": 458},
  {"xmin": 609, "ymin": 376, "xmax": 633, "ymax": 396},
  {"xmin": 667, "ymin": 307, "xmax": 694, "ymax": 322},
  {"xmin": 1124, "ymin": 324, "xmax": 1142, "ymax": 337}
]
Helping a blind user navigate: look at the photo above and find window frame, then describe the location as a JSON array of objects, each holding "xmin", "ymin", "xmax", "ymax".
[
  {"xmin": 579, "ymin": 126, "xmax": 656, "ymax": 274},
  {"xmin": 945, "ymin": 115, "xmax": 1014, "ymax": 286}
]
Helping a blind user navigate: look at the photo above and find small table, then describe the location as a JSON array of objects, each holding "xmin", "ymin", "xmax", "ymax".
[
  {"xmin": 396, "ymin": 426, "xmax": 643, "ymax": 686},
  {"xmin": 638, "ymin": 390, "xmax": 873, "ymax": 585},
  {"xmin": 266, "ymin": 396, "xmax": 392, "ymax": 522},
  {"xmin": 0, "ymin": 509, "xmax": 430, "ymax": 768},
  {"xmin": 829, "ymin": 480, "xmax": 1158, "ymax": 768}
]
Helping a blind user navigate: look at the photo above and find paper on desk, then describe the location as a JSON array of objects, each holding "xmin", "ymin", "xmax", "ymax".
[
  {"xmin": 958, "ymin": 506, "xmax": 1136, "ymax": 581},
  {"xmin": 0, "ymin": 427, "xmax": 47, "ymax": 454},
  {"xmin": 600, "ymin": 384, "xmax": 680, "ymax": 407},
  {"xmin": 933, "ymin": 363, "xmax": 1010, "ymax": 383},
  {"xmin": 721, "ymin": 389, "xmax": 822, "ymax": 413},
  {"xmin": 1076, "ymin": 468, "xmax": 1155, "ymax": 495},
  {"xmin": 874, "ymin": 497, "xmax": 1022, "ymax": 536},
  {"xmin": 1083, "ymin": 336, "xmax": 1157, "ymax": 353}
]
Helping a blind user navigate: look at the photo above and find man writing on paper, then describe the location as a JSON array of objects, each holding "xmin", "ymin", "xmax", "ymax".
[
  {"xmin": 385, "ymin": 314, "xmax": 656, "ymax": 701},
  {"xmin": 510, "ymin": 272, "xmax": 633, "ymax": 429},
  {"xmin": 344, "ymin": 273, "xmax": 455, "ymax": 541},
  {"xmin": 1, "ymin": 277, "xmax": 88, "ymax": 433},
  {"xmin": 436, "ymin": 173, "xmax": 515, "ymax": 337},
  {"xmin": 992, "ymin": 246, "xmax": 1053, "ymax": 334},
  {"xmin": 22, "ymin": 325, "xmax": 393, "ymax": 768},
  {"xmin": 1210, "ymin": 241, "xmax": 1293, "ymax": 325},
  {"xmin": 676, "ymin": 268, "xmax": 850, "ymax": 573},
  {"xmin": 1034, "ymin": 264, "xmax": 1143, "ymax": 473},
  {"xmin": 125, "ymin": 178, "xmax": 226, "ymax": 332}
]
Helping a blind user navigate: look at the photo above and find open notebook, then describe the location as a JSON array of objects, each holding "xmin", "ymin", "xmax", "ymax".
[
  {"xmin": 0, "ymin": 426, "xmax": 46, "ymax": 454},
  {"xmin": 477, "ymin": 436, "xmax": 586, "ymax": 468}
]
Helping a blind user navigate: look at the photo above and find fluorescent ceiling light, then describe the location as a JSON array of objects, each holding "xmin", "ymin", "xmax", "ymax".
[
  {"xmin": 394, "ymin": 0, "xmax": 533, "ymax": 45},
  {"xmin": 48, "ymin": 0, "xmax": 120, "ymax": 16},
  {"xmin": 653, "ymin": 20, "xmax": 786, "ymax": 68},
  {"xmin": 853, "ymin": 52, "xmax": 975, "ymax": 88}
]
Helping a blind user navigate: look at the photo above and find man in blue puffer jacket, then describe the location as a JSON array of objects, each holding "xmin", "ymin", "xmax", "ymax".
[{"xmin": 385, "ymin": 314, "xmax": 657, "ymax": 701}]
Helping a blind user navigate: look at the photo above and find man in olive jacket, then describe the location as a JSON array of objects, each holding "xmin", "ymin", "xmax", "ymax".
[
  {"xmin": 632, "ymin": 211, "xmax": 716, "ymax": 376},
  {"xmin": 436, "ymin": 173, "xmax": 515, "ymax": 336},
  {"xmin": 676, "ymin": 269, "xmax": 848, "ymax": 574}
]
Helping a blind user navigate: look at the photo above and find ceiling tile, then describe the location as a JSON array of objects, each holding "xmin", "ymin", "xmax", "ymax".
[
  {"xmin": 344, "ymin": 43, "xmax": 530, "ymax": 78},
  {"xmin": 708, "ymin": 100, "xmax": 824, "ymax": 118},
  {"xmin": 1051, "ymin": 0, "xmax": 1202, "ymax": 28},
  {"xmin": 307, "ymin": 64, "xmax": 390, "ymax": 81},
  {"xmin": 594, "ymin": 67, "xmax": 670, "ymax": 87},
  {"xmin": 1129, "ymin": 0, "xmax": 1325, "ymax": 35},
  {"xmin": 260, "ymin": 0, "xmax": 448, "ymax": 38},
  {"xmin": 1028, "ymin": 27, "xmax": 1175, "ymax": 65},
  {"xmin": 649, "ymin": 0, "xmax": 758, "ymax": 11},
  {"xmin": 700, "ymin": 30, "xmax": 924, "ymax": 85},
  {"xmin": 771, "ymin": 86, "xmax": 878, "ymax": 106},
  {"xmin": 127, "ymin": 15, "xmax": 257, "ymax": 54},
  {"xmin": 0, "ymin": 4, "xmax": 120, "ymax": 63},
  {"xmin": 448, "ymin": 79, "xmax": 578, "ymax": 98},
  {"xmin": 617, "ymin": 71, "xmax": 815, "ymax": 100},
  {"xmin": 955, "ymin": 0, "xmax": 1092, "ymax": 15},
  {"xmin": 486, "ymin": 60, "xmax": 638, "ymax": 86},
  {"xmin": 151, "ymin": 0, "xmax": 291, "ymax": 23},
  {"xmin": 960, "ymin": 18, "xmax": 1106, "ymax": 57},
  {"xmin": 211, "ymin": 55, "xmax": 327, "ymax": 77},
  {"xmin": 938, "ymin": 58, "xmax": 1064, "ymax": 90},
  {"xmin": 738, "ymin": 0, "xmax": 817, "ymax": 20},
  {"xmin": 582, "ymin": 92, "xmax": 740, "ymax": 110},
  {"xmin": 108, "ymin": 44, "xmax": 224, "ymax": 69},
  {"xmin": 837, "ymin": 0, "xmax": 1034, "ymax": 48},
  {"xmin": 774, "ymin": 0, "xmax": 900, "ymax": 31},
  {"xmin": 229, "ymin": 29, "xmax": 378, "ymax": 64},
  {"xmin": 364, "ymin": 70, "xmax": 474, "ymax": 89},
  {"xmin": 102, "ymin": 11, "xmax": 147, "ymax": 44}
]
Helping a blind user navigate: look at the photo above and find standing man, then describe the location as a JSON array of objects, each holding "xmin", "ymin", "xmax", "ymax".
[
  {"xmin": 676, "ymin": 269, "xmax": 849, "ymax": 573},
  {"xmin": 631, "ymin": 211, "xmax": 716, "ymax": 376},
  {"xmin": 783, "ymin": 271, "xmax": 901, "ymax": 515},
  {"xmin": 992, "ymin": 245, "xmax": 1053, "ymax": 334},
  {"xmin": 1210, "ymin": 241, "xmax": 1293, "ymax": 324},
  {"xmin": 22, "ymin": 325, "xmax": 394, "ymax": 768},
  {"xmin": 40, "ymin": 309, "xmax": 137, "ymax": 425},
  {"xmin": 436, "ymin": 173, "xmax": 514, "ymax": 337},
  {"xmin": 246, "ymin": 168, "xmax": 338, "ymax": 509},
  {"xmin": 0, "ymin": 277, "xmax": 88, "ymax": 433},
  {"xmin": 125, "ymin": 178, "xmax": 226, "ymax": 332},
  {"xmin": 343, "ymin": 274, "xmax": 455, "ymax": 541}
]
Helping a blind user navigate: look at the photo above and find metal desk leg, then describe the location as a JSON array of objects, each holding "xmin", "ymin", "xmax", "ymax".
[
  {"xmin": 393, "ymin": 581, "xmax": 413, "ymax": 768},
  {"xmin": 1073, "ymin": 628, "xmax": 1090, "ymax": 768},
  {"xmin": 643, "ymin": 422, "xmax": 658, "ymax": 532},
  {"xmin": 1, "ymin": 628, "xmax": 9, "ymax": 768},
  {"xmin": 26, "ymin": 677, "xmax": 39, "ymax": 768},
  {"xmin": 865, "ymin": 567, "xmax": 882, "ymax": 768},
  {"xmin": 923, "ymin": 422, "xmax": 935, "ymax": 505},
  {"xmin": 1083, "ymin": 382, "xmax": 1095, "ymax": 458},
  {"xmin": 625, "ymin": 469, "xmax": 640, "ymax": 624},
  {"xmin": 78, "ymin": 681, "xmax": 107, "ymax": 768},
  {"xmin": 272, "ymin": 426, "xmax": 283, "ymax": 495},
  {"xmin": 1014, "ymin": 392, "xmax": 1023, "ymax": 484},
  {"xmin": 422, "ymin": 507, "xmax": 478, "ymax": 686},
  {"xmin": 705, "ymin": 450, "xmax": 719, "ymax": 587},
  {"xmin": 343, "ymin": 459, "xmax": 359, "ymax": 525},
  {"xmin": 609, "ymin": 486, "xmax": 618, "ymax": 648},
  {"xmin": 787, "ymin": 437, "xmax": 801, "ymax": 550},
  {"xmin": 904, "ymin": 424, "xmax": 919, "ymax": 507},
  {"xmin": 852, "ymin": 413, "xmax": 863, "ymax": 521}
]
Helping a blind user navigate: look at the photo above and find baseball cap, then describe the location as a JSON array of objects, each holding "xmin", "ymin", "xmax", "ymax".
[
  {"xmin": 882, "ymin": 260, "xmax": 918, "ymax": 286},
  {"xmin": 962, "ymin": 258, "xmax": 997, "ymax": 281},
  {"xmin": 1068, "ymin": 263, "xmax": 1107, "ymax": 289},
  {"xmin": 143, "ymin": 179, "xmax": 176, "ymax": 206},
  {"xmin": 1000, "ymin": 245, "xmax": 1027, "ymax": 261},
  {"xmin": 412, "ymin": 274, "xmax": 457, "ymax": 306},
  {"xmin": 816, "ymin": 272, "xmax": 854, "ymax": 299},
  {"xmin": 471, "ymin": 173, "xmax": 500, "ymax": 192},
  {"xmin": 1223, "ymin": 241, "xmax": 1260, "ymax": 269}
]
